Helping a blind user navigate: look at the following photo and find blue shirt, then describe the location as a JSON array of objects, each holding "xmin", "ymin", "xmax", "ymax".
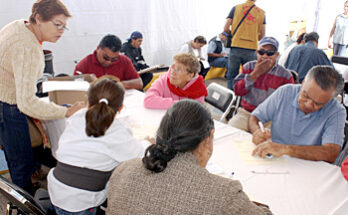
[
  {"xmin": 285, "ymin": 42, "xmax": 333, "ymax": 82},
  {"xmin": 252, "ymin": 84, "xmax": 346, "ymax": 147}
]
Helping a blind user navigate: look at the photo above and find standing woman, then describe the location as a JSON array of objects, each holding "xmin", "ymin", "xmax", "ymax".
[
  {"xmin": 328, "ymin": 1, "xmax": 348, "ymax": 56},
  {"xmin": 0, "ymin": 0, "xmax": 84, "ymax": 194}
]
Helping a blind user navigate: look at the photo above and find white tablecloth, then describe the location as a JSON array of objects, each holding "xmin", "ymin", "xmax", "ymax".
[{"xmin": 42, "ymin": 89, "xmax": 348, "ymax": 215}]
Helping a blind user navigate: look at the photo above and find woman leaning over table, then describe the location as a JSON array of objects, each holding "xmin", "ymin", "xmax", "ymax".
[
  {"xmin": 0, "ymin": 0, "xmax": 84, "ymax": 195},
  {"xmin": 143, "ymin": 53, "xmax": 208, "ymax": 109},
  {"xmin": 328, "ymin": 0, "xmax": 348, "ymax": 56},
  {"xmin": 107, "ymin": 100, "xmax": 272, "ymax": 214}
]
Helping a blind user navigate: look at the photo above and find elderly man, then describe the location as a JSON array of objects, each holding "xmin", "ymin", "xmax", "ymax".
[
  {"xmin": 74, "ymin": 34, "xmax": 143, "ymax": 89},
  {"xmin": 228, "ymin": 37, "xmax": 294, "ymax": 131},
  {"xmin": 121, "ymin": 31, "xmax": 153, "ymax": 88},
  {"xmin": 249, "ymin": 65, "xmax": 346, "ymax": 163},
  {"xmin": 207, "ymin": 32, "xmax": 229, "ymax": 69},
  {"xmin": 285, "ymin": 32, "xmax": 333, "ymax": 83},
  {"xmin": 224, "ymin": 0, "xmax": 266, "ymax": 90}
]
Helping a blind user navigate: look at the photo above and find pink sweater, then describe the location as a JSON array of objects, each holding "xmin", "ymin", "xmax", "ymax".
[{"xmin": 144, "ymin": 69, "xmax": 205, "ymax": 109}]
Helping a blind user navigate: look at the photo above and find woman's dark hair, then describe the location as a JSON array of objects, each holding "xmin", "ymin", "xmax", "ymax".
[
  {"xmin": 29, "ymin": 0, "xmax": 71, "ymax": 24},
  {"xmin": 85, "ymin": 75, "xmax": 124, "ymax": 137},
  {"xmin": 296, "ymin": 32, "xmax": 306, "ymax": 44},
  {"xmin": 143, "ymin": 100, "xmax": 214, "ymax": 173},
  {"xmin": 99, "ymin": 34, "xmax": 122, "ymax": 52},
  {"xmin": 193, "ymin": 36, "xmax": 207, "ymax": 44}
]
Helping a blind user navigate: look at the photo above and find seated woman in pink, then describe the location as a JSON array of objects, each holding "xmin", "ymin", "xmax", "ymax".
[{"xmin": 144, "ymin": 53, "xmax": 207, "ymax": 109}]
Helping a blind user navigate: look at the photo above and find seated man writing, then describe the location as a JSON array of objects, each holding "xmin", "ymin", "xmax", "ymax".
[
  {"xmin": 249, "ymin": 65, "xmax": 345, "ymax": 163},
  {"xmin": 121, "ymin": 31, "xmax": 153, "ymax": 88},
  {"xmin": 207, "ymin": 32, "xmax": 229, "ymax": 69},
  {"xmin": 229, "ymin": 37, "xmax": 294, "ymax": 131},
  {"xmin": 74, "ymin": 34, "xmax": 143, "ymax": 90}
]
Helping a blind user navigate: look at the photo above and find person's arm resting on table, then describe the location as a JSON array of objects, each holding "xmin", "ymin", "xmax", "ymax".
[{"xmin": 122, "ymin": 78, "xmax": 143, "ymax": 90}]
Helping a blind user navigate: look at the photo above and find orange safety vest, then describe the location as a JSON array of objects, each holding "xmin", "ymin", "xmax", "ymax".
[{"xmin": 230, "ymin": 0, "xmax": 265, "ymax": 50}]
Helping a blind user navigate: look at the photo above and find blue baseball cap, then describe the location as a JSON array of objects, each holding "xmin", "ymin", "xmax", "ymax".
[
  {"xmin": 222, "ymin": 32, "xmax": 228, "ymax": 37},
  {"xmin": 259, "ymin": 37, "xmax": 279, "ymax": 51},
  {"xmin": 130, "ymin": 31, "xmax": 143, "ymax": 40}
]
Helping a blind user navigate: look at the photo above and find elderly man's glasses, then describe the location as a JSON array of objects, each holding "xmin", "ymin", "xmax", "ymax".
[
  {"xmin": 51, "ymin": 21, "xmax": 69, "ymax": 31},
  {"xmin": 257, "ymin": 49, "xmax": 276, "ymax": 56}
]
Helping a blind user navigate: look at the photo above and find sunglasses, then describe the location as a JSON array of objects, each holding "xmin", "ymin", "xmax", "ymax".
[
  {"xmin": 257, "ymin": 49, "xmax": 276, "ymax": 56},
  {"xmin": 102, "ymin": 54, "xmax": 118, "ymax": 62}
]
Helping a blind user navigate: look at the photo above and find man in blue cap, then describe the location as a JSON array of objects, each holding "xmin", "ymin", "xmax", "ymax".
[
  {"xmin": 228, "ymin": 36, "xmax": 295, "ymax": 131},
  {"xmin": 121, "ymin": 31, "xmax": 153, "ymax": 88},
  {"xmin": 207, "ymin": 32, "xmax": 229, "ymax": 69}
]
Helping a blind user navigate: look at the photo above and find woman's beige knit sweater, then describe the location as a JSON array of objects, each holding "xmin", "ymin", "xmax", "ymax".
[{"xmin": 0, "ymin": 20, "xmax": 66, "ymax": 120}]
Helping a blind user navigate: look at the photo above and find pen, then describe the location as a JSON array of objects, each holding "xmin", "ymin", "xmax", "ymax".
[{"xmin": 258, "ymin": 121, "xmax": 265, "ymax": 133}]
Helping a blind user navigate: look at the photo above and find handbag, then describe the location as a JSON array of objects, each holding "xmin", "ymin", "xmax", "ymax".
[{"xmin": 225, "ymin": 4, "xmax": 256, "ymax": 47}]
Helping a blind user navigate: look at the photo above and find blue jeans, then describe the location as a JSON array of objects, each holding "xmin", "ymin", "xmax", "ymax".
[
  {"xmin": 227, "ymin": 48, "xmax": 257, "ymax": 90},
  {"xmin": 54, "ymin": 205, "xmax": 97, "ymax": 215},
  {"xmin": 0, "ymin": 101, "xmax": 34, "ymax": 193},
  {"xmin": 210, "ymin": 57, "xmax": 228, "ymax": 68},
  {"xmin": 333, "ymin": 43, "xmax": 348, "ymax": 57}
]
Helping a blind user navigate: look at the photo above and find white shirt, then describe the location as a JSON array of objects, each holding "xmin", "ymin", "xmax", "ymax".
[
  {"xmin": 180, "ymin": 43, "xmax": 200, "ymax": 58},
  {"xmin": 47, "ymin": 108, "xmax": 145, "ymax": 212}
]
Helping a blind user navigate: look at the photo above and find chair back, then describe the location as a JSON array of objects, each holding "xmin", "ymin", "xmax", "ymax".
[
  {"xmin": 0, "ymin": 175, "xmax": 45, "ymax": 215},
  {"xmin": 205, "ymin": 82, "xmax": 235, "ymax": 121}
]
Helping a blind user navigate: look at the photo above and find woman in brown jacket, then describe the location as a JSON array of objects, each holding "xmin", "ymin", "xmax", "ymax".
[{"xmin": 107, "ymin": 99, "xmax": 272, "ymax": 214}]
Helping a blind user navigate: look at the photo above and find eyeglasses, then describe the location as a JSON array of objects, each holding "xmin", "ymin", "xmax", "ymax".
[
  {"xmin": 102, "ymin": 54, "xmax": 118, "ymax": 62},
  {"xmin": 257, "ymin": 49, "xmax": 276, "ymax": 56},
  {"xmin": 171, "ymin": 65, "xmax": 187, "ymax": 74},
  {"xmin": 51, "ymin": 21, "xmax": 69, "ymax": 31}
]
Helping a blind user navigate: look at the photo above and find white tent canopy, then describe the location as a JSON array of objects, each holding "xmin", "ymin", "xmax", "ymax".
[{"xmin": 0, "ymin": 0, "xmax": 345, "ymax": 75}]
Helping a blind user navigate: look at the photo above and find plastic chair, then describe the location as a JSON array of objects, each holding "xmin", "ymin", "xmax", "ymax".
[
  {"xmin": 0, "ymin": 175, "xmax": 46, "ymax": 215},
  {"xmin": 205, "ymin": 82, "xmax": 235, "ymax": 121}
]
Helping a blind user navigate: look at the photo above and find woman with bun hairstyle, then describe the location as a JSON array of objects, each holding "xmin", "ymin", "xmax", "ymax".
[
  {"xmin": 47, "ymin": 76, "xmax": 145, "ymax": 215},
  {"xmin": 107, "ymin": 100, "xmax": 272, "ymax": 214}
]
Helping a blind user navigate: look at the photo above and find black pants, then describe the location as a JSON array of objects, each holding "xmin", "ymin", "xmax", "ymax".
[{"xmin": 140, "ymin": 72, "xmax": 153, "ymax": 88}]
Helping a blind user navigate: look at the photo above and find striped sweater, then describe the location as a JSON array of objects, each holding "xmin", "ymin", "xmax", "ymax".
[{"xmin": 233, "ymin": 60, "xmax": 294, "ymax": 112}]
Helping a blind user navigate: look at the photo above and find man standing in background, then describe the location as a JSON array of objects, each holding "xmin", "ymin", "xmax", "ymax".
[{"xmin": 224, "ymin": 0, "xmax": 266, "ymax": 90}]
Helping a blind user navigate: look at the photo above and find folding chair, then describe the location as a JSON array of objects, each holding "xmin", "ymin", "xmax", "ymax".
[
  {"xmin": 0, "ymin": 175, "xmax": 46, "ymax": 215},
  {"xmin": 205, "ymin": 82, "xmax": 235, "ymax": 122}
]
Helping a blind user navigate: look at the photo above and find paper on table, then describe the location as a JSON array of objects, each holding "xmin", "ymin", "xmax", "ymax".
[
  {"xmin": 231, "ymin": 140, "xmax": 286, "ymax": 166},
  {"xmin": 206, "ymin": 160, "xmax": 233, "ymax": 179},
  {"xmin": 42, "ymin": 81, "xmax": 90, "ymax": 93}
]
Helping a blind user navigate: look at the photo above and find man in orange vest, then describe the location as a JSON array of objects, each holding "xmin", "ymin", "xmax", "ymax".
[{"xmin": 224, "ymin": 0, "xmax": 266, "ymax": 90}]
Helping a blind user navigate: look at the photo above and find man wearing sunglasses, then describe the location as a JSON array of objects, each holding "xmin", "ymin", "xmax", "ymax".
[
  {"xmin": 228, "ymin": 37, "xmax": 295, "ymax": 131},
  {"xmin": 74, "ymin": 34, "xmax": 143, "ymax": 90}
]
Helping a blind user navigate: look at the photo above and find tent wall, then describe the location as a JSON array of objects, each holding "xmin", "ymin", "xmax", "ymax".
[{"xmin": 0, "ymin": 0, "xmax": 344, "ymax": 75}]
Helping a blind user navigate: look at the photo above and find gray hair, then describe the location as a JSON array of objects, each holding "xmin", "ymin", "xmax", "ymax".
[{"xmin": 304, "ymin": 65, "xmax": 344, "ymax": 96}]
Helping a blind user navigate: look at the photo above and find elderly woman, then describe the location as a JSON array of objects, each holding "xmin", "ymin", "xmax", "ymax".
[
  {"xmin": 144, "ymin": 53, "xmax": 207, "ymax": 109},
  {"xmin": 328, "ymin": 0, "xmax": 348, "ymax": 56},
  {"xmin": 107, "ymin": 100, "xmax": 272, "ymax": 214},
  {"xmin": 0, "ymin": 0, "xmax": 84, "ymax": 194}
]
